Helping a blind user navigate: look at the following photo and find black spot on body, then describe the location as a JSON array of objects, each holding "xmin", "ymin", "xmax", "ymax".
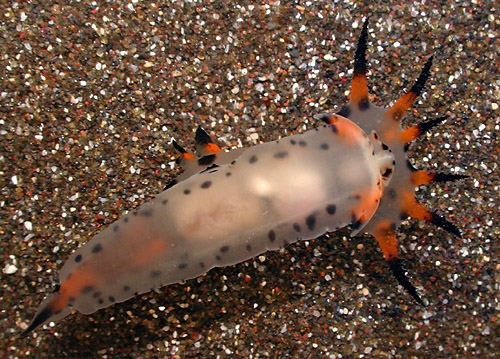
[
  {"xmin": 337, "ymin": 106, "xmax": 351, "ymax": 118},
  {"xmin": 331, "ymin": 124, "xmax": 338, "ymax": 134},
  {"xmin": 184, "ymin": 189, "xmax": 191, "ymax": 195},
  {"xmin": 92, "ymin": 291, "xmax": 102, "ymax": 298},
  {"xmin": 231, "ymin": 160, "xmax": 236, "ymax": 165},
  {"xmin": 178, "ymin": 263, "xmax": 188, "ymax": 269},
  {"xmin": 268, "ymin": 230, "xmax": 276, "ymax": 242},
  {"xmin": 75, "ymin": 254, "xmax": 82, "ymax": 263},
  {"xmin": 162, "ymin": 199, "xmax": 168, "ymax": 205},
  {"xmin": 274, "ymin": 151, "xmax": 288, "ymax": 159},
  {"xmin": 320, "ymin": 143, "xmax": 329, "ymax": 150},
  {"xmin": 98, "ymin": 298, "xmax": 104, "ymax": 304},
  {"xmin": 326, "ymin": 204, "xmax": 336, "ymax": 215},
  {"xmin": 82, "ymin": 285, "xmax": 94, "ymax": 294},
  {"xmin": 290, "ymin": 139, "xmax": 297, "ymax": 145},
  {"xmin": 246, "ymin": 244, "xmax": 252, "ymax": 251},
  {"xmin": 109, "ymin": 296, "xmax": 115, "ymax": 303},
  {"xmin": 201, "ymin": 181, "xmax": 212, "ymax": 189},
  {"xmin": 68, "ymin": 296, "xmax": 75, "ymax": 303},
  {"xmin": 226, "ymin": 172, "xmax": 232, "ymax": 177},
  {"xmin": 216, "ymin": 255, "xmax": 222, "ymax": 261},
  {"xmin": 358, "ymin": 98, "xmax": 370, "ymax": 111},
  {"xmin": 220, "ymin": 245, "xmax": 229, "ymax": 253},
  {"xmin": 123, "ymin": 285, "xmax": 130, "ymax": 292},
  {"xmin": 249, "ymin": 155, "xmax": 258, "ymax": 164},
  {"xmin": 150, "ymin": 270, "xmax": 161, "ymax": 278},
  {"xmin": 382, "ymin": 143, "xmax": 389, "ymax": 150},
  {"xmin": 306, "ymin": 214, "xmax": 316, "ymax": 230},
  {"xmin": 92, "ymin": 244, "xmax": 103, "ymax": 253},
  {"xmin": 140, "ymin": 209, "xmax": 153, "ymax": 217},
  {"xmin": 199, "ymin": 262, "xmax": 205, "ymax": 268},
  {"xmin": 293, "ymin": 223, "xmax": 301, "ymax": 232},
  {"xmin": 198, "ymin": 154, "xmax": 216, "ymax": 166},
  {"xmin": 387, "ymin": 189, "xmax": 397, "ymax": 199},
  {"xmin": 298, "ymin": 140, "xmax": 307, "ymax": 147},
  {"xmin": 132, "ymin": 211, "xmax": 138, "ymax": 216},
  {"xmin": 124, "ymin": 217, "xmax": 129, "ymax": 223},
  {"xmin": 113, "ymin": 225, "xmax": 119, "ymax": 232},
  {"xmin": 54, "ymin": 309, "xmax": 61, "ymax": 315}
]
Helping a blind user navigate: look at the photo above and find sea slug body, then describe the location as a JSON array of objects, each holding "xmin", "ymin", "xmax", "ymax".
[{"xmin": 19, "ymin": 19, "xmax": 467, "ymax": 337}]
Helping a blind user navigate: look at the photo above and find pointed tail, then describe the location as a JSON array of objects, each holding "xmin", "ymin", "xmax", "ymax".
[{"xmin": 18, "ymin": 290, "xmax": 72, "ymax": 338}]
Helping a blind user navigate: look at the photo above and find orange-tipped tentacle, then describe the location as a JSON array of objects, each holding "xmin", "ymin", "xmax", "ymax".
[
  {"xmin": 401, "ymin": 116, "xmax": 450, "ymax": 147},
  {"xmin": 195, "ymin": 126, "xmax": 222, "ymax": 155},
  {"xmin": 411, "ymin": 170, "xmax": 469, "ymax": 186},
  {"xmin": 385, "ymin": 56, "xmax": 433, "ymax": 122},
  {"xmin": 350, "ymin": 19, "xmax": 370, "ymax": 107},
  {"xmin": 399, "ymin": 126, "xmax": 421, "ymax": 144},
  {"xmin": 417, "ymin": 115, "xmax": 448, "ymax": 134},
  {"xmin": 388, "ymin": 259, "xmax": 424, "ymax": 305},
  {"xmin": 411, "ymin": 170, "xmax": 436, "ymax": 186},
  {"xmin": 400, "ymin": 189, "xmax": 461, "ymax": 236},
  {"xmin": 372, "ymin": 220, "xmax": 424, "ymax": 305},
  {"xmin": 172, "ymin": 140, "xmax": 195, "ymax": 162},
  {"xmin": 372, "ymin": 220, "xmax": 399, "ymax": 261}
]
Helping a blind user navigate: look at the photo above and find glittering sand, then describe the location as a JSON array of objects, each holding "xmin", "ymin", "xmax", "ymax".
[{"xmin": 1, "ymin": 1, "xmax": 498, "ymax": 358}]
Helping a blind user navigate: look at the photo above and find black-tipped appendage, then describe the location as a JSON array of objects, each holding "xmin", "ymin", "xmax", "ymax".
[
  {"xmin": 195, "ymin": 126, "xmax": 213, "ymax": 146},
  {"xmin": 388, "ymin": 258, "xmax": 424, "ymax": 305},
  {"xmin": 354, "ymin": 19, "xmax": 369, "ymax": 75},
  {"xmin": 172, "ymin": 140, "xmax": 187, "ymax": 154},
  {"xmin": 431, "ymin": 212, "xmax": 461, "ymax": 237},
  {"xmin": 410, "ymin": 55, "xmax": 433, "ymax": 96},
  {"xmin": 418, "ymin": 115, "xmax": 448, "ymax": 134},
  {"xmin": 432, "ymin": 172, "xmax": 469, "ymax": 183},
  {"xmin": 17, "ymin": 308, "xmax": 52, "ymax": 339}
]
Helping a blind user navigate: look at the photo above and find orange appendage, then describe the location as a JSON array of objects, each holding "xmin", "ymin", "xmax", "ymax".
[
  {"xmin": 350, "ymin": 74, "xmax": 369, "ymax": 104},
  {"xmin": 182, "ymin": 152, "xmax": 195, "ymax": 161},
  {"xmin": 385, "ymin": 91, "xmax": 418, "ymax": 122},
  {"xmin": 372, "ymin": 220, "xmax": 399, "ymax": 261},
  {"xmin": 411, "ymin": 170, "xmax": 435, "ymax": 186},
  {"xmin": 400, "ymin": 190, "xmax": 432, "ymax": 221},
  {"xmin": 203, "ymin": 142, "xmax": 222, "ymax": 154},
  {"xmin": 399, "ymin": 126, "xmax": 421, "ymax": 144}
]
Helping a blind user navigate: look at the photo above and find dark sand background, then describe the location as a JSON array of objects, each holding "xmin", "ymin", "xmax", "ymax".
[{"xmin": 1, "ymin": 1, "xmax": 498, "ymax": 358}]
